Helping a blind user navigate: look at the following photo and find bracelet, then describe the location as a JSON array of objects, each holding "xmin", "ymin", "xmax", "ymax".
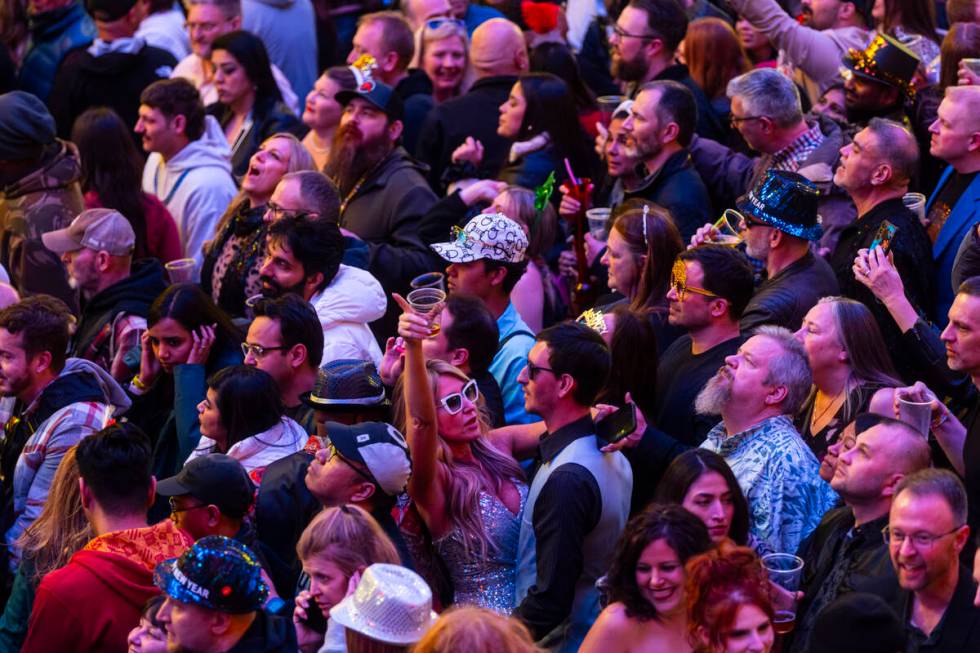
[{"xmin": 131, "ymin": 375, "xmax": 148, "ymax": 391}]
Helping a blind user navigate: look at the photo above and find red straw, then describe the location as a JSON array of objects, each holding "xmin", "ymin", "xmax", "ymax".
[{"xmin": 563, "ymin": 157, "xmax": 579, "ymax": 186}]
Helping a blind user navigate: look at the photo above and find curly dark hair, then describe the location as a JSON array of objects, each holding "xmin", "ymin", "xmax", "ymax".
[{"xmin": 604, "ymin": 504, "xmax": 713, "ymax": 621}]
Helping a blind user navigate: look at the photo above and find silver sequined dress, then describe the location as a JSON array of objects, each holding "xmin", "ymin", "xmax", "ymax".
[{"xmin": 433, "ymin": 482, "xmax": 528, "ymax": 613}]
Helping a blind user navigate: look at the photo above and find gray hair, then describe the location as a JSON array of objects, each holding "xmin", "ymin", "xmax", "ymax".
[
  {"xmin": 753, "ymin": 325, "xmax": 812, "ymax": 414},
  {"xmin": 894, "ymin": 468, "xmax": 968, "ymax": 526},
  {"xmin": 865, "ymin": 118, "xmax": 919, "ymax": 185},
  {"xmin": 183, "ymin": 0, "xmax": 241, "ymax": 19},
  {"xmin": 726, "ymin": 68, "xmax": 803, "ymax": 128},
  {"xmin": 281, "ymin": 171, "xmax": 340, "ymax": 223}
]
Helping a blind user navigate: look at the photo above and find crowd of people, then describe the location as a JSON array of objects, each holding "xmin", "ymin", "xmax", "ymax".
[{"xmin": 2, "ymin": 0, "xmax": 980, "ymax": 650}]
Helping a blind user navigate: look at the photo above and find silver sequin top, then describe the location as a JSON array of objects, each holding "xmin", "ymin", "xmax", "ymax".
[{"xmin": 434, "ymin": 482, "xmax": 528, "ymax": 614}]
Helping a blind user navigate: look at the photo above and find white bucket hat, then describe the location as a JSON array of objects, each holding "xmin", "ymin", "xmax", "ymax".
[
  {"xmin": 431, "ymin": 212, "xmax": 528, "ymax": 264},
  {"xmin": 330, "ymin": 564, "xmax": 437, "ymax": 644}
]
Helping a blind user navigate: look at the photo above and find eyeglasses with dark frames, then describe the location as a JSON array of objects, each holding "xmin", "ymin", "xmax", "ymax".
[
  {"xmin": 526, "ymin": 360, "xmax": 557, "ymax": 381},
  {"xmin": 881, "ymin": 524, "xmax": 965, "ymax": 548},
  {"xmin": 328, "ymin": 444, "xmax": 377, "ymax": 485}
]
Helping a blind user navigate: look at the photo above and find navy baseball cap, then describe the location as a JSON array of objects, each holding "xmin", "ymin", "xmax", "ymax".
[
  {"xmin": 336, "ymin": 79, "xmax": 405, "ymax": 122},
  {"xmin": 154, "ymin": 536, "xmax": 269, "ymax": 614}
]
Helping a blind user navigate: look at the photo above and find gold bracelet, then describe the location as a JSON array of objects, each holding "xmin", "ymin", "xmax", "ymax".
[{"xmin": 132, "ymin": 375, "xmax": 148, "ymax": 391}]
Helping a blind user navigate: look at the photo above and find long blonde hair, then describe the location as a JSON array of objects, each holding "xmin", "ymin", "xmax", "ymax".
[
  {"xmin": 393, "ymin": 360, "xmax": 525, "ymax": 558},
  {"xmin": 296, "ymin": 505, "xmax": 400, "ymax": 576},
  {"xmin": 18, "ymin": 447, "xmax": 92, "ymax": 582}
]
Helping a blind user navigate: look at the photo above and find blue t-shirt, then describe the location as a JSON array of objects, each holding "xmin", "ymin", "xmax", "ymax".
[{"xmin": 489, "ymin": 303, "xmax": 536, "ymax": 425}]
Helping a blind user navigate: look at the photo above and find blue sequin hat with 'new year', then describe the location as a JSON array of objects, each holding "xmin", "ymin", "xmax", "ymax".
[
  {"xmin": 154, "ymin": 536, "xmax": 268, "ymax": 613},
  {"xmin": 735, "ymin": 169, "xmax": 822, "ymax": 241}
]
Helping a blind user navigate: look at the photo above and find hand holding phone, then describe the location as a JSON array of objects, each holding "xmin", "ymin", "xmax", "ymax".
[
  {"xmin": 596, "ymin": 403, "xmax": 637, "ymax": 444},
  {"xmin": 869, "ymin": 220, "xmax": 898, "ymax": 256}
]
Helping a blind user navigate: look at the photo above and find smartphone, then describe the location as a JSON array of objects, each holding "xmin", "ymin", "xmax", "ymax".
[
  {"xmin": 596, "ymin": 404, "xmax": 637, "ymax": 444},
  {"xmin": 301, "ymin": 599, "xmax": 328, "ymax": 634},
  {"xmin": 869, "ymin": 220, "xmax": 898, "ymax": 255}
]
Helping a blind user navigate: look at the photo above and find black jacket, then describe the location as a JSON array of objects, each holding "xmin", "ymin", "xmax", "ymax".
[
  {"xmin": 207, "ymin": 99, "xmax": 306, "ymax": 177},
  {"xmin": 49, "ymin": 42, "xmax": 176, "ymax": 141},
  {"xmin": 740, "ymin": 251, "xmax": 840, "ymax": 332},
  {"xmin": 226, "ymin": 608, "xmax": 298, "ymax": 653},
  {"xmin": 624, "ymin": 150, "xmax": 714, "ymax": 242},
  {"xmin": 71, "ymin": 258, "xmax": 167, "ymax": 368},
  {"xmin": 396, "ymin": 68, "xmax": 435, "ymax": 155},
  {"xmin": 415, "ymin": 75, "xmax": 517, "ymax": 193},
  {"xmin": 828, "ymin": 197, "xmax": 935, "ymax": 381}
]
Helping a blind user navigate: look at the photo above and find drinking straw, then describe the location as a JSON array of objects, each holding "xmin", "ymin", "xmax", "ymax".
[{"xmin": 563, "ymin": 157, "xmax": 579, "ymax": 186}]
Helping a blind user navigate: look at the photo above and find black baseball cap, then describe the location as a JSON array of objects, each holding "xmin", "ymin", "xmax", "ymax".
[
  {"xmin": 85, "ymin": 0, "xmax": 138, "ymax": 21},
  {"xmin": 157, "ymin": 454, "xmax": 255, "ymax": 519},
  {"xmin": 329, "ymin": 421, "xmax": 411, "ymax": 496},
  {"xmin": 336, "ymin": 79, "xmax": 405, "ymax": 122}
]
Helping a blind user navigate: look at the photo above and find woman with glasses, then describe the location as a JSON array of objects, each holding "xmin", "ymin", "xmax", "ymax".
[
  {"xmin": 391, "ymin": 293, "xmax": 528, "ymax": 613},
  {"xmin": 415, "ymin": 18, "xmax": 471, "ymax": 104},
  {"xmin": 126, "ymin": 284, "xmax": 243, "ymax": 499},
  {"xmin": 792, "ymin": 297, "xmax": 901, "ymax": 462},
  {"xmin": 200, "ymin": 132, "xmax": 315, "ymax": 320},
  {"xmin": 187, "ymin": 365, "xmax": 306, "ymax": 475},
  {"xmin": 206, "ymin": 30, "xmax": 307, "ymax": 177}
]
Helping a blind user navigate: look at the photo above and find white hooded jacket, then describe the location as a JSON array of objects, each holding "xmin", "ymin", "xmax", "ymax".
[
  {"xmin": 310, "ymin": 264, "xmax": 386, "ymax": 367},
  {"xmin": 141, "ymin": 115, "xmax": 237, "ymax": 275}
]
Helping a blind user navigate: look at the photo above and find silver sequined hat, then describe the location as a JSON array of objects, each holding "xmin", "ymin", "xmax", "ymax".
[
  {"xmin": 330, "ymin": 563, "xmax": 437, "ymax": 644},
  {"xmin": 431, "ymin": 212, "xmax": 529, "ymax": 264}
]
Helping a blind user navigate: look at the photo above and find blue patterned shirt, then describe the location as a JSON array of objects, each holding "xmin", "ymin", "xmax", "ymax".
[{"xmin": 701, "ymin": 415, "xmax": 838, "ymax": 556}]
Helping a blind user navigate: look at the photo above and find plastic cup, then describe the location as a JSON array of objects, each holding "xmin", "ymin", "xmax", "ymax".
[
  {"xmin": 709, "ymin": 209, "xmax": 745, "ymax": 246},
  {"xmin": 963, "ymin": 58, "xmax": 980, "ymax": 77},
  {"xmin": 597, "ymin": 95, "xmax": 626, "ymax": 125},
  {"xmin": 406, "ymin": 287, "xmax": 446, "ymax": 335},
  {"xmin": 903, "ymin": 192, "xmax": 927, "ymax": 227},
  {"xmin": 410, "ymin": 272, "xmax": 446, "ymax": 292},
  {"xmin": 165, "ymin": 258, "xmax": 197, "ymax": 284},
  {"xmin": 586, "ymin": 208, "xmax": 611, "ymax": 241},
  {"xmin": 897, "ymin": 397, "xmax": 932, "ymax": 436},
  {"xmin": 762, "ymin": 553, "xmax": 804, "ymax": 636}
]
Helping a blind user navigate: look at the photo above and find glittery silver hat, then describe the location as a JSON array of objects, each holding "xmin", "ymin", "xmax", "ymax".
[
  {"xmin": 330, "ymin": 563, "xmax": 437, "ymax": 644},
  {"xmin": 736, "ymin": 169, "xmax": 822, "ymax": 241}
]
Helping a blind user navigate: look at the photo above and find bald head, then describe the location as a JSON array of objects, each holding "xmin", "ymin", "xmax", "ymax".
[
  {"xmin": 470, "ymin": 18, "xmax": 528, "ymax": 76},
  {"xmin": 873, "ymin": 419, "xmax": 932, "ymax": 476}
]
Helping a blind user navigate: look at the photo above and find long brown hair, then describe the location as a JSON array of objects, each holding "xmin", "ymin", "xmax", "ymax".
[
  {"xmin": 611, "ymin": 200, "xmax": 684, "ymax": 312},
  {"xmin": 940, "ymin": 22, "xmax": 980, "ymax": 90},
  {"xmin": 879, "ymin": 0, "xmax": 940, "ymax": 44},
  {"xmin": 392, "ymin": 360, "xmax": 525, "ymax": 559},
  {"xmin": 18, "ymin": 447, "xmax": 92, "ymax": 582},
  {"xmin": 684, "ymin": 18, "xmax": 751, "ymax": 100}
]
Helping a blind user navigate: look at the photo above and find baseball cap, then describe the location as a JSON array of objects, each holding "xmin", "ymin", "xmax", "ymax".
[
  {"xmin": 431, "ymin": 212, "xmax": 529, "ymax": 264},
  {"xmin": 154, "ymin": 536, "xmax": 269, "ymax": 614},
  {"xmin": 42, "ymin": 208, "xmax": 136, "ymax": 256},
  {"xmin": 0, "ymin": 91, "xmax": 55, "ymax": 160},
  {"xmin": 336, "ymin": 79, "xmax": 405, "ymax": 123},
  {"xmin": 156, "ymin": 454, "xmax": 255, "ymax": 519},
  {"xmin": 329, "ymin": 421, "xmax": 411, "ymax": 496},
  {"xmin": 85, "ymin": 0, "xmax": 139, "ymax": 21},
  {"xmin": 300, "ymin": 359, "xmax": 391, "ymax": 412}
]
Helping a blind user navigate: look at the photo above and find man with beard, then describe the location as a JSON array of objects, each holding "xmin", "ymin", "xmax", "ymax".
[
  {"xmin": 725, "ymin": 0, "xmax": 870, "ymax": 105},
  {"xmin": 620, "ymin": 80, "xmax": 713, "ymax": 242},
  {"xmin": 839, "ymin": 35, "xmax": 920, "ymax": 131},
  {"xmin": 326, "ymin": 79, "xmax": 438, "ymax": 339},
  {"xmin": 608, "ymin": 0, "xmax": 725, "ymax": 141},
  {"xmin": 785, "ymin": 416, "xmax": 931, "ymax": 653},
  {"xmin": 697, "ymin": 326, "xmax": 838, "ymax": 554},
  {"xmin": 258, "ymin": 213, "xmax": 385, "ymax": 367},
  {"xmin": 693, "ymin": 169, "xmax": 839, "ymax": 331},
  {"xmin": 41, "ymin": 209, "xmax": 168, "ymax": 382},
  {"xmin": 887, "ymin": 470, "xmax": 980, "ymax": 652}
]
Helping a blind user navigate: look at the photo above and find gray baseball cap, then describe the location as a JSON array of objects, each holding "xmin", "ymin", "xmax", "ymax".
[{"xmin": 42, "ymin": 208, "xmax": 136, "ymax": 256}]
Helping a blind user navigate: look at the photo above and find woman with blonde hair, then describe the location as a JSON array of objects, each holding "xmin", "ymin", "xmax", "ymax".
[
  {"xmin": 293, "ymin": 505, "xmax": 401, "ymax": 653},
  {"xmin": 392, "ymin": 294, "xmax": 528, "ymax": 613},
  {"xmin": 414, "ymin": 18, "xmax": 471, "ymax": 103},
  {"xmin": 0, "ymin": 447, "xmax": 90, "ymax": 652},
  {"xmin": 793, "ymin": 296, "xmax": 901, "ymax": 461},
  {"xmin": 413, "ymin": 606, "xmax": 542, "ymax": 653},
  {"xmin": 201, "ymin": 132, "xmax": 315, "ymax": 319}
]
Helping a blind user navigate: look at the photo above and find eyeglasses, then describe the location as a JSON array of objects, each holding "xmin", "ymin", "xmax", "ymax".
[
  {"xmin": 610, "ymin": 24, "xmax": 658, "ymax": 41},
  {"xmin": 669, "ymin": 277, "xmax": 719, "ymax": 301},
  {"xmin": 184, "ymin": 20, "xmax": 223, "ymax": 32},
  {"xmin": 265, "ymin": 202, "xmax": 313, "ymax": 221},
  {"xmin": 425, "ymin": 17, "xmax": 466, "ymax": 31},
  {"xmin": 526, "ymin": 360, "xmax": 557, "ymax": 381},
  {"xmin": 241, "ymin": 342, "xmax": 288, "ymax": 358},
  {"xmin": 169, "ymin": 496, "xmax": 208, "ymax": 515},
  {"xmin": 881, "ymin": 525, "xmax": 965, "ymax": 548},
  {"xmin": 729, "ymin": 114, "xmax": 767, "ymax": 127},
  {"xmin": 437, "ymin": 379, "xmax": 479, "ymax": 414},
  {"xmin": 327, "ymin": 444, "xmax": 377, "ymax": 485}
]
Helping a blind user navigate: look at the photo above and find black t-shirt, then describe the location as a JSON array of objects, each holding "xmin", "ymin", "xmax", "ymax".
[
  {"xmin": 962, "ymin": 399, "xmax": 980, "ymax": 536},
  {"xmin": 654, "ymin": 333, "xmax": 741, "ymax": 446},
  {"xmin": 928, "ymin": 171, "xmax": 980, "ymax": 245}
]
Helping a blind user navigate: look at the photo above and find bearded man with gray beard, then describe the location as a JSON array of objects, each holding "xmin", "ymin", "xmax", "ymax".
[
  {"xmin": 696, "ymin": 325, "xmax": 838, "ymax": 556},
  {"xmin": 325, "ymin": 80, "xmax": 438, "ymax": 339}
]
